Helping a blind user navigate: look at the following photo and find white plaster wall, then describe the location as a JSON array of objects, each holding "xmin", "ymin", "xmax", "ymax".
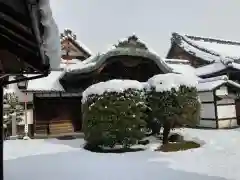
[
  {"xmin": 201, "ymin": 103, "xmax": 215, "ymax": 118},
  {"xmin": 7, "ymin": 77, "xmax": 33, "ymax": 102},
  {"xmin": 217, "ymin": 98, "xmax": 234, "ymax": 105},
  {"xmin": 199, "ymin": 120, "xmax": 216, "ymax": 128},
  {"xmin": 216, "ymin": 86, "xmax": 228, "ymax": 96},
  {"xmin": 218, "ymin": 119, "xmax": 238, "ymax": 128},
  {"xmin": 217, "ymin": 105, "xmax": 236, "ymax": 119},
  {"xmin": 18, "ymin": 109, "xmax": 34, "ymax": 125},
  {"xmin": 199, "ymin": 92, "xmax": 214, "ymax": 102}
]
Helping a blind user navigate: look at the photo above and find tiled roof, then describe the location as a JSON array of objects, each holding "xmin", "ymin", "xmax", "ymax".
[
  {"xmin": 171, "ymin": 32, "xmax": 240, "ymax": 63},
  {"xmin": 60, "ymin": 28, "xmax": 92, "ymax": 56}
]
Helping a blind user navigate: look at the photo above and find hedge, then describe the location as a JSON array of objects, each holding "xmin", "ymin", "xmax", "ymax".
[
  {"xmin": 147, "ymin": 85, "xmax": 201, "ymax": 128},
  {"xmin": 82, "ymin": 80, "xmax": 147, "ymax": 149},
  {"xmin": 146, "ymin": 73, "xmax": 200, "ymax": 134}
]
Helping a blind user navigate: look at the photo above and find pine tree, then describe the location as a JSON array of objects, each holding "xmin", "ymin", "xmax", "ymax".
[{"xmin": 3, "ymin": 92, "xmax": 24, "ymax": 128}]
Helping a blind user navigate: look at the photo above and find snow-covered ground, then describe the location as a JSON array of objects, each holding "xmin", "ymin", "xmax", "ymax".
[{"xmin": 4, "ymin": 128, "xmax": 240, "ymax": 180}]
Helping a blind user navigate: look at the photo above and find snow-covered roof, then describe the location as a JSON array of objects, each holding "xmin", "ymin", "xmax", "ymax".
[
  {"xmin": 171, "ymin": 32, "xmax": 240, "ymax": 63},
  {"xmin": 163, "ymin": 58, "xmax": 200, "ymax": 81},
  {"xmin": 60, "ymin": 59, "xmax": 83, "ymax": 69},
  {"xmin": 26, "ymin": 71, "xmax": 64, "ymax": 92},
  {"xmin": 197, "ymin": 75, "xmax": 240, "ymax": 92},
  {"xmin": 163, "ymin": 58, "xmax": 190, "ymax": 64},
  {"xmin": 195, "ymin": 62, "xmax": 226, "ymax": 77},
  {"xmin": 61, "ymin": 35, "xmax": 172, "ymax": 80},
  {"xmin": 39, "ymin": 0, "xmax": 61, "ymax": 69},
  {"xmin": 195, "ymin": 59, "xmax": 240, "ymax": 77},
  {"xmin": 166, "ymin": 62, "xmax": 199, "ymax": 79},
  {"xmin": 60, "ymin": 29, "xmax": 92, "ymax": 56}
]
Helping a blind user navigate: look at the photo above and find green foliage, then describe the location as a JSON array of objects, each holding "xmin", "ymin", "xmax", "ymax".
[
  {"xmin": 3, "ymin": 92, "xmax": 24, "ymax": 127},
  {"xmin": 147, "ymin": 85, "xmax": 201, "ymax": 128},
  {"xmin": 82, "ymin": 89, "xmax": 147, "ymax": 148}
]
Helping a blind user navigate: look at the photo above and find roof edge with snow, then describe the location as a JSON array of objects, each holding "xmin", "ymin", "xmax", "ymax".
[
  {"xmin": 197, "ymin": 75, "xmax": 240, "ymax": 92},
  {"xmin": 170, "ymin": 32, "xmax": 240, "ymax": 63},
  {"xmin": 195, "ymin": 60, "xmax": 240, "ymax": 77},
  {"xmin": 60, "ymin": 36, "xmax": 173, "ymax": 81}
]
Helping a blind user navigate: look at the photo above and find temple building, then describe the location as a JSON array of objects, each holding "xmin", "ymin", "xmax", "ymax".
[
  {"xmin": 8, "ymin": 34, "xmax": 178, "ymax": 137},
  {"xmin": 7, "ymin": 31, "xmax": 240, "ymax": 137}
]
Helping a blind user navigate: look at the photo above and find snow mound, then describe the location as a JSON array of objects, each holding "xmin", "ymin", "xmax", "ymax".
[
  {"xmin": 82, "ymin": 79, "xmax": 145, "ymax": 103},
  {"xmin": 147, "ymin": 73, "xmax": 197, "ymax": 92},
  {"xmin": 39, "ymin": 0, "xmax": 61, "ymax": 69}
]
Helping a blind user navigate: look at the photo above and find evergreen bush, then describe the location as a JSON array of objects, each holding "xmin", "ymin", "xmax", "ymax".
[
  {"xmin": 82, "ymin": 80, "xmax": 147, "ymax": 149},
  {"xmin": 146, "ymin": 73, "xmax": 200, "ymax": 131},
  {"xmin": 147, "ymin": 86, "xmax": 200, "ymax": 127}
]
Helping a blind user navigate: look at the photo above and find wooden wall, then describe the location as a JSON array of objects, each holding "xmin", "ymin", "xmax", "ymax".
[
  {"xmin": 167, "ymin": 44, "xmax": 209, "ymax": 68},
  {"xmin": 33, "ymin": 96, "xmax": 82, "ymax": 135}
]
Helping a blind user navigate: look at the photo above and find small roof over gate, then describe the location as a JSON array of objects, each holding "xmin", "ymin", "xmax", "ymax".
[
  {"xmin": 195, "ymin": 58, "xmax": 240, "ymax": 77},
  {"xmin": 197, "ymin": 75, "xmax": 240, "ymax": 92}
]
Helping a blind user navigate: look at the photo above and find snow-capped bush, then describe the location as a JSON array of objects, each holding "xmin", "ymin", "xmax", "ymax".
[
  {"xmin": 146, "ymin": 73, "xmax": 200, "ymax": 131},
  {"xmin": 82, "ymin": 79, "xmax": 147, "ymax": 149}
]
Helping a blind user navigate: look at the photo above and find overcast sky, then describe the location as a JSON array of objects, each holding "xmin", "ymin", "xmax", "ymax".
[{"xmin": 50, "ymin": 0, "xmax": 240, "ymax": 57}]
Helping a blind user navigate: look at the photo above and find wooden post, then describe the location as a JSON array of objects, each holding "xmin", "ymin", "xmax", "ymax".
[
  {"xmin": 11, "ymin": 112, "xmax": 17, "ymax": 137},
  {"xmin": 0, "ymin": 86, "xmax": 3, "ymax": 180},
  {"xmin": 23, "ymin": 92, "xmax": 29, "ymax": 140}
]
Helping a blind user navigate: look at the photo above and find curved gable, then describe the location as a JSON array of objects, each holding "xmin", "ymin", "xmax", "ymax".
[
  {"xmin": 59, "ymin": 35, "xmax": 173, "ymax": 90},
  {"xmin": 63, "ymin": 35, "xmax": 172, "ymax": 76}
]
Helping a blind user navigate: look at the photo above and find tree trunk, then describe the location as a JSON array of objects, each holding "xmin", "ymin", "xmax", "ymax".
[{"xmin": 162, "ymin": 120, "xmax": 174, "ymax": 144}]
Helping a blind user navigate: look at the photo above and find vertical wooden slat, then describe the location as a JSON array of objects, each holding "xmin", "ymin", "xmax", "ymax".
[{"xmin": 0, "ymin": 86, "xmax": 3, "ymax": 180}]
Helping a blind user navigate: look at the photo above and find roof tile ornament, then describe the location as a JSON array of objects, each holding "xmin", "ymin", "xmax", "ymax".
[
  {"xmin": 114, "ymin": 35, "xmax": 148, "ymax": 50},
  {"xmin": 60, "ymin": 29, "xmax": 77, "ymax": 41}
]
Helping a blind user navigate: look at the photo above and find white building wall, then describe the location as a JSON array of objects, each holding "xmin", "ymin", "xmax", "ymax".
[
  {"xmin": 7, "ymin": 76, "xmax": 33, "ymax": 103},
  {"xmin": 217, "ymin": 105, "xmax": 236, "ymax": 119},
  {"xmin": 216, "ymin": 101, "xmax": 238, "ymax": 128},
  {"xmin": 199, "ymin": 120, "xmax": 216, "ymax": 128},
  {"xmin": 216, "ymin": 98, "xmax": 234, "ymax": 105},
  {"xmin": 198, "ymin": 91, "xmax": 217, "ymax": 128},
  {"xmin": 18, "ymin": 109, "xmax": 34, "ymax": 125},
  {"xmin": 218, "ymin": 119, "xmax": 238, "ymax": 128},
  {"xmin": 198, "ymin": 90, "xmax": 239, "ymax": 129},
  {"xmin": 199, "ymin": 92, "xmax": 214, "ymax": 102},
  {"xmin": 201, "ymin": 103, "xmax": 215, "ymax": 119},
  {"xmin": 215, "ymin": 86, "xmax": 228, "ymax": 96}
]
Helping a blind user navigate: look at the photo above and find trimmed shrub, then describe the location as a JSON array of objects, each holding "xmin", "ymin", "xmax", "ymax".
[
  {"xmin": 82, "ymin": 80, "xmax": 147, "ymax": 149},
  {"xmin": 147, "ymin": 73, "xmax": 200, "ymax": 130}
]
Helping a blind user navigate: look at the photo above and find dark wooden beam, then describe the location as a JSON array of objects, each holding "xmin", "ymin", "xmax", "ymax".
[{"xmin": 0, "ymin": 85, "xmax": 3, "ymax": 180}]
